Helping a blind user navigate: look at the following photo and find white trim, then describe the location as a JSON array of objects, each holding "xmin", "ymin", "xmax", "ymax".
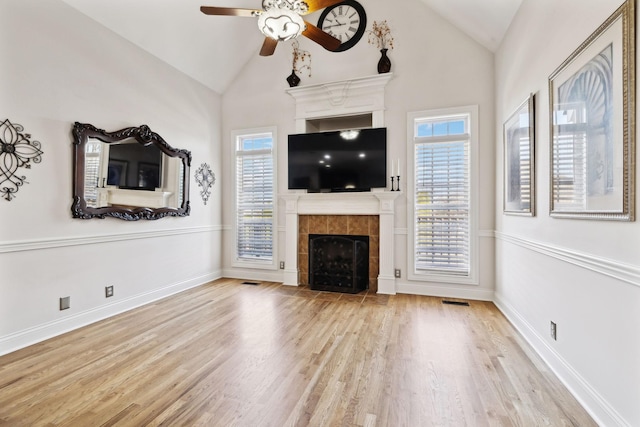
[
  {"xmin": 495, "ymin": 231, "xmax": 640, "ymax": 288},
  {"xmin": 0, "ymin": 271, "xmax": 222, "ymax": 356},
  {"xmin": 407, "ymin": 105, "xmax": 480, "ymax": 285},
  {"xmin": 0, "ymin": 225, "xmax": 223, "ymax": 254},
  {"xmin": 221, "ymin": 268, "xmax": 284, "ymax": 283},
  {"xmin": 493, "ymin": 294, "xmax": 631, "ymax": 427},
  {"xmin": 286, "ymin": 73, "xmax": 392, "ymax": 131},
  {"xmin": 397, "ymin": 281, "xmax": 494, "ymax": 301}
]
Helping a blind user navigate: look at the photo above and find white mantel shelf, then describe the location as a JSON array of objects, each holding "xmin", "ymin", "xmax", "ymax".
[
  {"xmin": 280, "ymin": 191, "xmax": 400, "ymax": 295},
  {"xmin": 281, "ymin": 191, "xmax": 398, "ymax": 215}
]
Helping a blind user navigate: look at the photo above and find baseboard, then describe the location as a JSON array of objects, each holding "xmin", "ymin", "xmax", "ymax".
[
  {"xmin": 396, "ymin": 281, "xmax": 493, "ymax": 301},
  {"xmin": 221, "ymin": 268, "xmax": 285, "ymax": 283},
  {"xmin": 0, "ymin": 271, "xmax": 222, "ymax": 356},
  {"xmin": 493, "ymin": 293, "xmax": 631, "ymax": 427}
]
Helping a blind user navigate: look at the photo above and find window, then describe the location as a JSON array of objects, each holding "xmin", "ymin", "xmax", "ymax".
[
  {"xmin": 408, "ymin": 106, "xmax": 478, "ymax": 283},
  {"xmin": 233, "ymin": 128, "xmax": 277, "ymax": 267}
]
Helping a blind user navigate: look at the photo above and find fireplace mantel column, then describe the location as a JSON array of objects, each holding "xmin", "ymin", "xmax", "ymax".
[
  {"xmin": 282, "ymin": 195, "xmax": 300, "ymax": 286},
  {"xmin": 375, "ymin": 193, "xmax": 398, "ymax": 295}
]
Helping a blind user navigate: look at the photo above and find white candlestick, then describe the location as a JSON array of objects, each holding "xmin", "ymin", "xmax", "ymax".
[
  {"xmin": 397, "ymin": 158, "xmax": 401, "ymax": 176},
  {"xmin": 390, "ymin": 159, "xmax": 394, "ymax": 176}
]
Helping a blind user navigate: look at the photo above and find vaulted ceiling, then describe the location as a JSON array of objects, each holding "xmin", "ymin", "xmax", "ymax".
[{"xmin": 61, "ymin": 0, "xmax": 522, "ymax": 94}]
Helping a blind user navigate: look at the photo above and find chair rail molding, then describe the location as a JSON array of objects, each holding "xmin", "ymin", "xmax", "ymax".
[
  {"xmin": 0, "ymin": 225, "xmax": 223, "ymax": 253},
  {"xmin": 495, "ymin": 231, "xmax": 640, "ymax": 288}
]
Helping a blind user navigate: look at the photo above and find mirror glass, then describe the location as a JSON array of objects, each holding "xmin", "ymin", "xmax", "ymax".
[{"xmin": 72, "ymin": 123, "xmax": 191, "ymax": 220}]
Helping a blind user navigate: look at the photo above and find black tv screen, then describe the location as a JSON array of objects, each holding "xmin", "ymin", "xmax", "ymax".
[
  {"xmin": 288, "ymin": 128, "xmax": 387, "ymax": 192},
  {"xmin": 107, "ymin": 143, "xmax": 163, "ymax": 190}
]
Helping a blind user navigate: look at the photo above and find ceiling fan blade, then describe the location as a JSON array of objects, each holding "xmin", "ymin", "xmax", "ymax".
[
  {"xmin": 259, "ymin": 37, "xmax": 278, "ymax": 56},
  {"xmin": 200, "ymin": 6, "xmax": 260, "ymax": 17},
  {"xmin": 304, "ymin": 0, "xmax": 345, "ymax": 14},
  {"xmin": 302, "ymin": 21, "xmax": 341, "ymax": 51}
]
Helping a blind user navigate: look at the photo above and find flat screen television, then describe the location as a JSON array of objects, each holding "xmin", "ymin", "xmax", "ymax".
[
  {"xmin": 107, "ymin": 142, "xmax": 163, "ymax": 190},
  {"xmin": 288, "ymin": 128, "xmax": 387, "ymax": 192}
]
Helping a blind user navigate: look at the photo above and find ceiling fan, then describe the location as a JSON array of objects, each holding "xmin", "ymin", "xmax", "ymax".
[{"xmin": 201, "ymin": 0, "xmax": 344, "ymax": 56}]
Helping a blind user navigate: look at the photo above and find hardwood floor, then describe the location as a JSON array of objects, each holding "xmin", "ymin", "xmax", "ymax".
[{"xmin": 0, "ymin": 278, "xmax": 595, "ymax": 426}]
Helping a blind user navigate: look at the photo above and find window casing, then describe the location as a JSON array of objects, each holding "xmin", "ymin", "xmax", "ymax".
[
  {"xmin": 233, "ymin": 128, "xmax": 277, "ymax": 269},
  {"xmin": 407, "ymin": 106, "xmax": 478, "ymax": 284}
]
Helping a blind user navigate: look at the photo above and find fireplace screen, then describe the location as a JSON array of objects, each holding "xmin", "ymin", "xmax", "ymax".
[{"xmin": 309, "ymin": 234, "xmax": 369, "ymax": 293}]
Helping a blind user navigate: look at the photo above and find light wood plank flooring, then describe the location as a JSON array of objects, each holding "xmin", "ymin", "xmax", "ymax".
[{"xmin": 0, "ymin": 278, "xmax": 595, "ymax": 426}]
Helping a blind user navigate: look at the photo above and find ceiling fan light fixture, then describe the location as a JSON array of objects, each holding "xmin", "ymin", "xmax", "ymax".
[
  {"xmin": 258, "ymin": 1, "xmax": 306, "ymax": 41},
  {"xmin": 262, "ymin": 0, "xmax": 309, "ymax": 14}
]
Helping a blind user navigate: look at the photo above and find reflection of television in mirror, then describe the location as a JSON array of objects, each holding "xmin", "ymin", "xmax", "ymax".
[{"xmin": 107, "ymin": 142, "xmax": 162, "ymax": 190}]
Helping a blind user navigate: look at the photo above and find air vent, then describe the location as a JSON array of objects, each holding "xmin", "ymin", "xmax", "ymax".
[
  {"xmin": 442, "ymin": 300, "xmax": 470, "ymax": 306},
  {"xmin": 241, "ymin": 281, "xmax": 260, "ymax": 286}
]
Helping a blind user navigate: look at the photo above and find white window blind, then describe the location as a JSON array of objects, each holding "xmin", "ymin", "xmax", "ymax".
[
  {"xmin": 235, "ymin": 132, "xmax": 275, "ymax": 262},
  {"xmin": 84, "ymin": 141, "xmax": 102, "ymax": 207},
  {"xmin": 413, "ymin": 115, "xmax": 470, "ymax": 276},
  {"xmin": 552, "ymin": 129, "xmax": 587, "ymax": 210}
]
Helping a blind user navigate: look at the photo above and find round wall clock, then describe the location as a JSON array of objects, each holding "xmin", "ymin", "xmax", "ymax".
[{"xmin": 317, "ymin": 0, "xmax": 367, "ymax": 52}]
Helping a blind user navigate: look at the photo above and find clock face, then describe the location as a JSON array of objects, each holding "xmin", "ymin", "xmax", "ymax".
[{"xmin": 318, "ymin": 0, "xmax": 367, "ymax": 52}]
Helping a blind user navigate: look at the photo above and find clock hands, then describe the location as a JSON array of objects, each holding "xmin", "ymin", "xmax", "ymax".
[{"xmin": 323, "ymin": 18, "xmax": 345, "ymax": 29}]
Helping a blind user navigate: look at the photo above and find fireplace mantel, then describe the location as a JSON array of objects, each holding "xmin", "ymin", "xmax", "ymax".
[
  {"xmin": 281, "ymin": 192, "xmax": 399, "ymax": 294},
  {"xmin": 282, "ymin": 74, "xmax": 397, "ymax": 294}
]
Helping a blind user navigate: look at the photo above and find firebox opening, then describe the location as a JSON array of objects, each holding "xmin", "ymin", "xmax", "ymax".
[{"xmin": 309, "ymin": 234, "xmax": 369, "ymax": 294}]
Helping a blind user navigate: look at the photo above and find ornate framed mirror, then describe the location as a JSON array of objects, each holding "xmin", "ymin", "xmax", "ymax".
[{"xmin": 71, "ymin": 122, "xmax": 191, "ymax": 220}]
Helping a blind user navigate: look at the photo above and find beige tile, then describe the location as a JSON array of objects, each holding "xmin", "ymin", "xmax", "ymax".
[
  {"xmin": 369, "ymin": 215, "xmax": 380, "ymax": 236},
  {"xmin": 369, "ymin": 257, "xmax": 379, "ymax": 279},
  {"xmin": 348, "ymin": 215, "xmax": 369, "ymax": 235},
  {"xmin": 309, "ymin": 215, "xmax": 328, "ymax": 233},
  {"xmin": 368, "ymin": 279, "xmax": 378, "ymax": 293},
  {"xmin": 298, "ymin": 253, "xmax": 308, "ymax": 274},
  {"xmin": 327, "ymin": 215, "xmax": 348, "ymax": 234},
  {"xmin": 369, "ymin": 235, "xmax": 379, "ymax": 258},
  {"xmin": 298, "ymin": 215, "xmax": 309, "ymax": 233},
  {"xmin": 298, "ymin": 233, "xmax": 308, "ymax": 254}
]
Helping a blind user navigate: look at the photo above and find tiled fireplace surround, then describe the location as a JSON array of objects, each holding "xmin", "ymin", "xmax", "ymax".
[
  {"xmin": 299, "ymin": 214, "xmax": 379, "ymax": 291},
  {"xmin": 282, "ymin": 74, "xmax": 397, "ymax": 294},
  {"xmin": 281, "ymin": 192, "xmax": 399, "ymax": 294}
]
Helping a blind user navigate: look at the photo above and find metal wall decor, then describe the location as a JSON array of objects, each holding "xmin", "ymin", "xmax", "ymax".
[
  {"xmin": 0, "ymin": 118, "xmax": 44, "ymax": 201},
  {"xmin": 195, "ymin": 163, "xmax": 215, "ymax": 205}
]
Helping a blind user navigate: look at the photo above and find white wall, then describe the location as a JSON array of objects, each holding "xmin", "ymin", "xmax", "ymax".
[
  {"xmin": 0, "ymin": 0, "xmax": 223, "ymax": 355},
  {"xmin": 494, "ymin": 0, "xmax": 640, "ymax": 425},
  {"xmin": 221, "ymin": 0, "xmax": 496, "ymax": 298}
]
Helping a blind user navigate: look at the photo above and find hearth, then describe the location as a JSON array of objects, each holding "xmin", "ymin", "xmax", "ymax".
[{"xmin": 309, "ymin": 234, "xmax": 369, "ymax": 294}]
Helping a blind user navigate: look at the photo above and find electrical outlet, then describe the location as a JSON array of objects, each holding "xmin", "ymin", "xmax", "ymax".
[
  {"xmin": 550, "ymin": 321, "xmax": 557, "ymax": 340},
  {"xmin": 105, "ymin": 285, "xmax": 114, "ymax": 298},
  {"xmin": 394, "ymin": 269, "xmax": 401, "ymax": 278},
  {"xmin": 60, "ymin": 296, "xmax": 70, "ymax": 310},
  {"xmin": 280, "ymin": 261, "xmax": 285, "ymax": 269}
]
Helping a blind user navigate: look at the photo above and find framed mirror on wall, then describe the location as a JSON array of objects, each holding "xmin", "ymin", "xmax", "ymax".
[{"xmin": 71, "ymin": 122, "xmax": 191, "ymax": 220}]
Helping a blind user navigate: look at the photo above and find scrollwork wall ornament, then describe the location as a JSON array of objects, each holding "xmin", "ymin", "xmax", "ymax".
[
  {"xmin": 0, "ymin": 119, "xmax": 44, "ymax": 201},
  {"xmin": 195, "ymin": 163, "xmax": 215, "ymax": 205}
]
